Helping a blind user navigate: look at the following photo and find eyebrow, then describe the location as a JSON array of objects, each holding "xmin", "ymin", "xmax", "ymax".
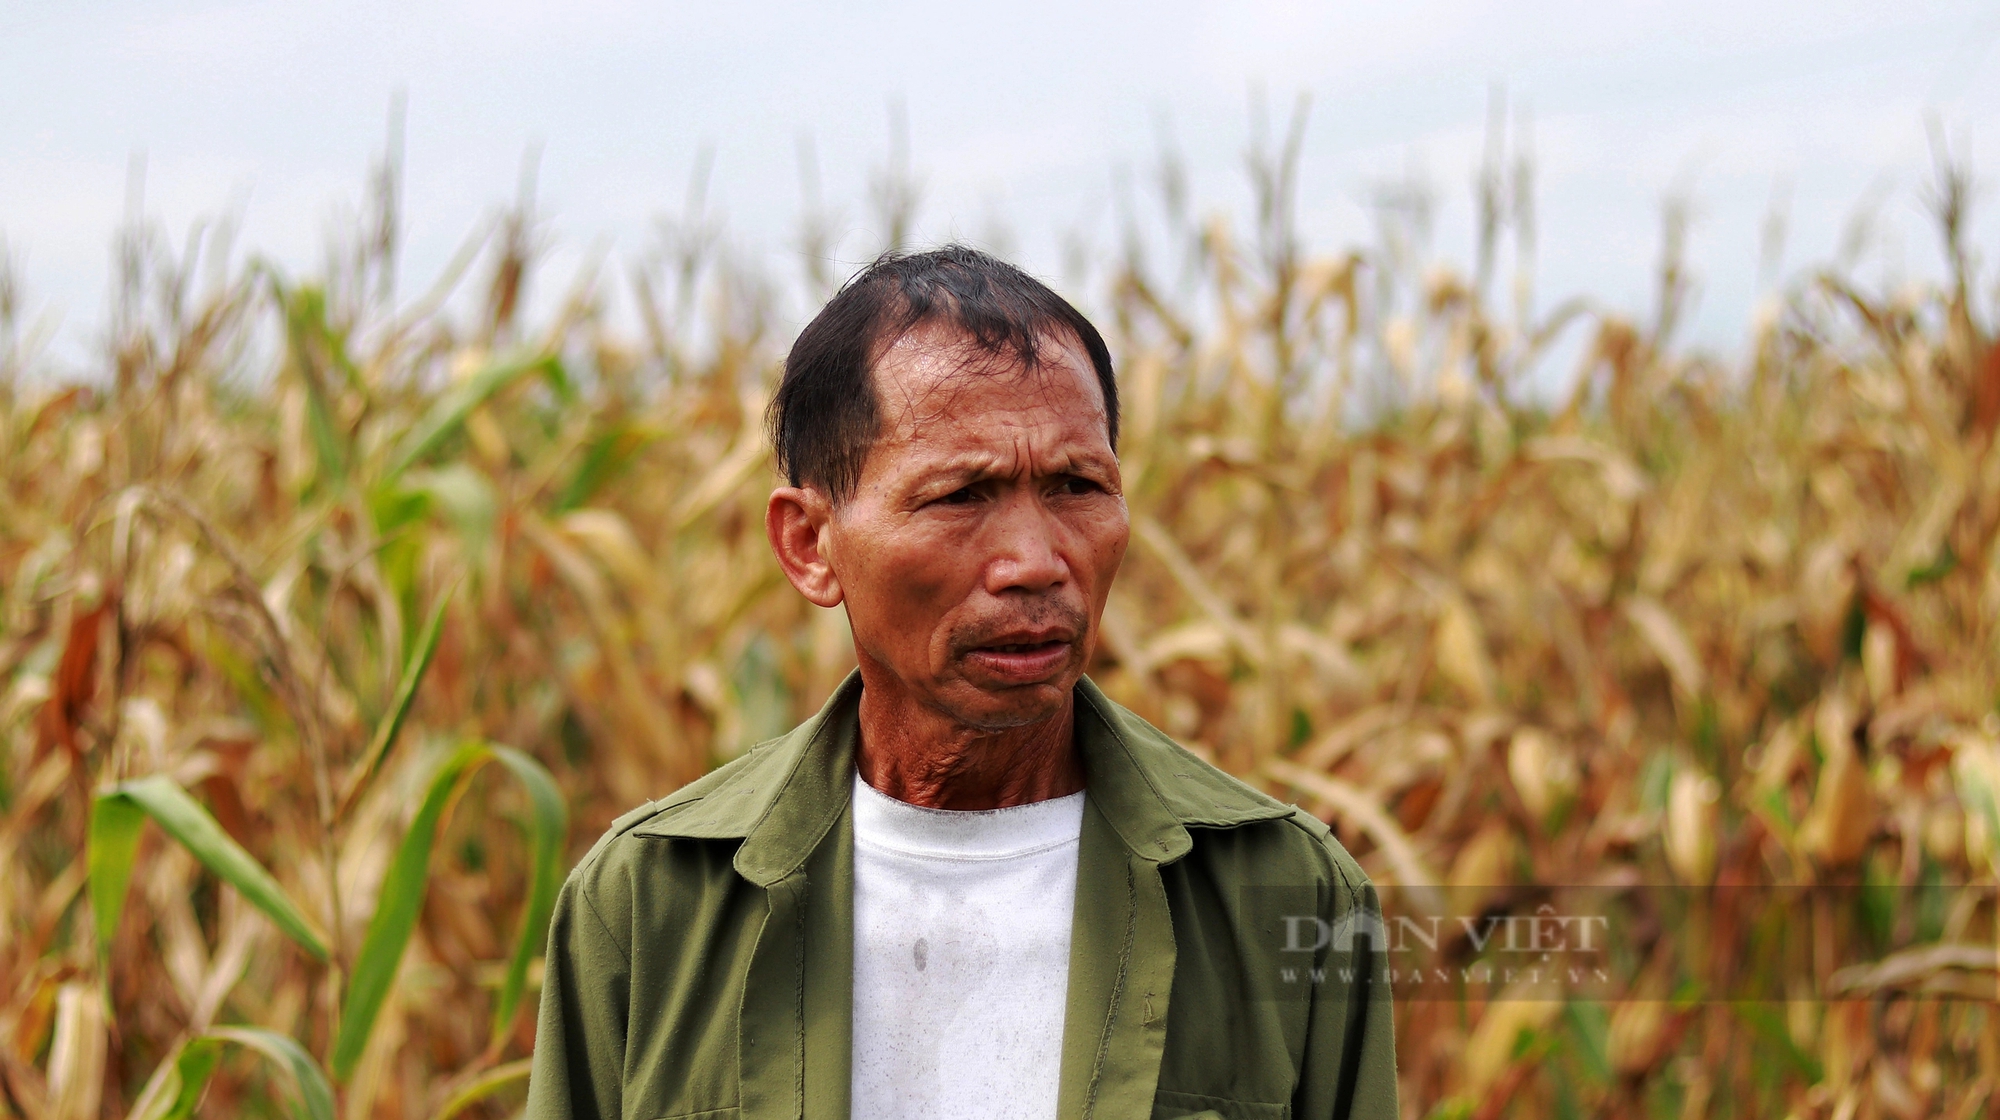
[{"xmin": 903, "ymin": 447, "xmax": 1118, "ymax": 489}]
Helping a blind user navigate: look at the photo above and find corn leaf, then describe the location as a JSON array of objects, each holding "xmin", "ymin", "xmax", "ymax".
[
  {"xmin": 86, "ymin": 791, "xmax": 147, "ymax": 972},
  {"xmin": 431, "ymin": 1057, "xmax": 532, "ymax": 1120},
  {"xmin": 552, "ymin": 424, "xmax": 655, "ymax": 513},
  {"xmin": 301, "ymin": 373, "xmax": 349, "ymax": 486},
  {"xmin": 126, "ymin": 1037, "xmax": 216, "ymax": 1120},
  {"xmin": 161, "ymin": 1038, "xmax": 224, "ymax": 1120},
  {"xmin": 486, "ymin": 744, "xmax": 568, "ymax": 1043},
  {"xmin": 207, "ymin": 1028, "xmax": 336, "ymax": 1120},
  {"xmin": 133, "ymin": 1027, "xmax": 337, "ymax": 1120},
  {"xmin": 90, "ymin": 776, "xmax": 329, "ymax": 973},
  {"xmin": 406, "ymin": 463, "xmax": 499, "ymax": 546},
  {"xmin": 275, "ymin": 282, "xmax": 360, "ymax": 487},
  {"xmin": 1954, "ymin": 744, "xmax": 2000, "ymax": 872},
  {"xmin": 383, "ymin": 354, "xmax": 563, "ymax": 482},
  {"xmin": 333, "ymin": 741, "xmax": 486, "ymax": 1079},
  {"xmin": 337, "ymin": 579, "xmax": 458, "ymax": 819},
  {"xmin": 333, "ymin": 740, "xmax": 566, "ymax": 1079}
]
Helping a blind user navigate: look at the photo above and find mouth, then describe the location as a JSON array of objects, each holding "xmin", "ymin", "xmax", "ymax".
[
  {"xmin": 962, "ymin": 633, "xmax": 1076, "ymax": 683},
  {"xmin": 983, "ymin": 640, "xmax": 1064, "ymax": 654}
]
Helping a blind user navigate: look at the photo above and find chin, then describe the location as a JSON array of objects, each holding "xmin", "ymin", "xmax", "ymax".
[{"xmin": 938, "ymin": 677, "xmax": 1073, "ymax": 731}]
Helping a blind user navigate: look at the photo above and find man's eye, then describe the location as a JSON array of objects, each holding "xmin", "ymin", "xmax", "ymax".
[
  {"xmin": 937, "ymin": 487, "xmax": 976, "ymax": 505},
  {"xmin": 1057, "ymin": 476, "xmax": 1100, "ymax": 496}
]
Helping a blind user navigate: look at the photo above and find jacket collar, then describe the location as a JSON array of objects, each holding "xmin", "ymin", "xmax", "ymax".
[
  {"xmin": 1070, "ymin": 675, "xmax": 1296, "ymax": 859},
  {"xmin": 630, "ymin": 671, "xmax": 1294, "ymax": 882}
]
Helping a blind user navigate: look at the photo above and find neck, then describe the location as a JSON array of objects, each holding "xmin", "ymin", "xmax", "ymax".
[{"xmin": 852, "ymin": 678, "xmax": 1086, "ymax": 811}]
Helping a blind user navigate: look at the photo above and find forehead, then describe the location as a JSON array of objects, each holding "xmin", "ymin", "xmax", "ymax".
[{"xmin": 867, "ymin": 320, "xmax": 1108, "ymax": 445}]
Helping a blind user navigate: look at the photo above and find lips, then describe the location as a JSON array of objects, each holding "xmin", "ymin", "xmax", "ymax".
[
  {"xmin": 957, "ymin": 620, "xmax": 1079, "ymax": 684},
  {"xmin": 963, "ymin": 638, "xmax": 1073, "ymax": 683}
]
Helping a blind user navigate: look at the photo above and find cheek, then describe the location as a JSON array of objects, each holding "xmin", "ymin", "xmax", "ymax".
[
  {"xmin": 1070, "ymin": 505, "xmax": 1130, "ymax": 586},
  {"xmin": 1099, "ymin": 524, "xmax": 1131, "ymax": 577},
  {"xmin": 839, "ymin": 519, "xmax": 976, "ymax": 622}
]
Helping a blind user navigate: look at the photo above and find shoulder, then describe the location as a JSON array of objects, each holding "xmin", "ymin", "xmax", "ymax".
[
  {"xmin": 560, "ymin": 744, "xmax": 775, "ymax": 904},
  {"xmin": 1078, "ymin": 678, "xmax": 1374, "ymax": 905},
  {"xmin": 1077, "ymin": 677, "xmax": 1291, "ymax": 825},
  {"xmin": 1188, "ymin": 801, "xmax": 1378, "ymax": 911}
]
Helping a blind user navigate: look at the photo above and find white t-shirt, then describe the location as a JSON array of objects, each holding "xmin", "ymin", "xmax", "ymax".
[{"xmin": 849, "ymin": 772, "xmax": 1085, "ymax": 1120}]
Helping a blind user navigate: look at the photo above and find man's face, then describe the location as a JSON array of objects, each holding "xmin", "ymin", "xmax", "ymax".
[{"xmin": 814, "ymin": 321, "xmax": 1128, "ymax": 730}]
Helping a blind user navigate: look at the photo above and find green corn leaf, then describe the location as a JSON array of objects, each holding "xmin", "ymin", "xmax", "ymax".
[
  {"xmin": 552, "ymin": 424, "xmax": 656, "ymax": 513},
  {"xmin": 486, "ymin": 744, "xmax": 568, "ymax": 1043},
  {"xmin": 1731, "ymin": 1004, "xmax": 1822, "ymax": 1083},
  {"xmin": 210, "ymin": 1028, "xmax": 337, "ymax": 1120},
  {"xmin": 383, "ymin": 354, "xmax": 563, "ymax": 483},
  {"xmin": 86, "ymin": 791, "xmax": 148, "ymax": 972},
  {"xmin": 126, "ymin": 1038, "xmax": 215, "ymax": 1120},
  {"xmin": 275, "ymin": 281, "xmax": 360, "ymax": 487},
  {"xmin": 536, "ymin": 351, "xmax": 577, "ymax": 406},
  {"xmin": 129, "ymin": 1027, "xmax": 335, "ymax": 1120},
  {"xmin": 406, "ymin": 463, "xmax": 499, "ymax": 547},
  {"xmin": 431, "ymin": 1057, "xmax": 532, "ymax": 1120},
  {"xmin": 90, "ymin": 776, "xmax": 329, "ymax": 974},
  {"xmin": 301, "ymin": 370, "xmax": 350, "ymax": 486},
  {"xmin": 334, "ymin": 740, "xmax": 488, "ymax": 1079},
  {"xmin": 337, "ymin": 579, "xmax": 458, "ymax": 819},
  {"xmin": 333, "ymin": 740, "xmax": 566, "ymax": 1079},
  {"xmin": 163, "ymin": 1038, "xmax": 225, "ymax": 1120}
]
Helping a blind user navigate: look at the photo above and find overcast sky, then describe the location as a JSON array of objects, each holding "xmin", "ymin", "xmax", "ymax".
[{"xmin": 4, "ymin": 0, "xmax": 1998, "ymax": 368}]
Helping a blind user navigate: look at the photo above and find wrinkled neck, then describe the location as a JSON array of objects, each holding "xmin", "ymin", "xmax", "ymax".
[{"xmin": 852, "ymin": 685, "xmax": 1084, "ymax": 810}]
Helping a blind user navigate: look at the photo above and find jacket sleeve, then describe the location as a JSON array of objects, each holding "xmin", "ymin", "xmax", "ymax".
[
  {"xmin": 524, "ymin": 871, "xmax": 630, "ymax": 1120},
  {"xmin": 1293, "ymin": 846, "xmax": 1400, "ymax": 1120}
]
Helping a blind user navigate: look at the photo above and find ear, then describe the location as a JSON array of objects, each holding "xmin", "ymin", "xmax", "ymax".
[{"xmin": 766, "ymin": 486, "xmax": 843, "ymax": 607}]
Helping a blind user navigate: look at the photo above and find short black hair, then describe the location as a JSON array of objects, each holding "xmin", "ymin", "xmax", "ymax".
[{"xmin": 769, "ymin": 244, "xmax": 1117, "ymax": 504}]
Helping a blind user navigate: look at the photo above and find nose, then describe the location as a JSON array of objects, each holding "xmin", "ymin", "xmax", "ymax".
[{"xmin": 984, "ymin": 491, "xmax": 1068, "ymax": 595}]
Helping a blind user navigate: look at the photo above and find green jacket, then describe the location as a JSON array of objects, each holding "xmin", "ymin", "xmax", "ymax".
[{"xmin": 526, "ymin": 675, "xmax": 1398, "ymax": 1120}]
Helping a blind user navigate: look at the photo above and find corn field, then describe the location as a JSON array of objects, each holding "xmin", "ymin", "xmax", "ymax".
[{"xmin": 2, "ymin": 133, "xmax": 1999, "ymax": 1120}]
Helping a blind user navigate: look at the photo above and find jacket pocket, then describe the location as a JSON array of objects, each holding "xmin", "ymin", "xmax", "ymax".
[
  {"xmin": 1152, "ymin": 1088, "xmax": 1288, "ymax": 1120},
  {"xmin": 650, "ymin": 1110, "xmax": 740, "ymax": 1120}
]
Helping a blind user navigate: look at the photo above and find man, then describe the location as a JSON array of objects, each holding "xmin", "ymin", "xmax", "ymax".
[{"xmin": 526, "ymin": 246, "xmax": 1397, "ymax": 1120}]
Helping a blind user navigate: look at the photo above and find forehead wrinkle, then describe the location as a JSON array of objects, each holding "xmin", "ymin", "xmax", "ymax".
[
  {"xmin": 871, "ymin": 321, "xmax": 1102, "ymax": 436},
  {"xmin": 878, "ymin": 374, "xmax": 1059, "ymax": 447},
  {"xmin": 909, "ymin": 428, "xmax": 1113, "ymax": 486},
  {"xmin": 864, "ymin": 326, "xmax": 1113, "ymax": 498}
]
